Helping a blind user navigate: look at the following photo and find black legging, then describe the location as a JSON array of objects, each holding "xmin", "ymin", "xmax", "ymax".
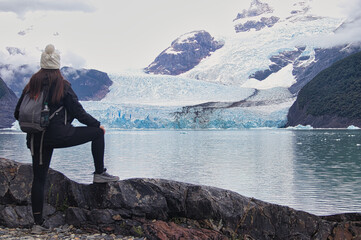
[{"xmin": 31, "ymin": 126, "xmax": 104, "ymax": 225}]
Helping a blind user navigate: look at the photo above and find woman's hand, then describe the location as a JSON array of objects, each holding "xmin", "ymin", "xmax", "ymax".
[{"xmin": 100, "ymin": 125, "xmax": 106, "ymax": 134}]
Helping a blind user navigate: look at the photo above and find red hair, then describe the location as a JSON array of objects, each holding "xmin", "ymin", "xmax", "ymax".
[{"xmin": 24, "ymin": 69, "xmax": 67, "ymax": 104}]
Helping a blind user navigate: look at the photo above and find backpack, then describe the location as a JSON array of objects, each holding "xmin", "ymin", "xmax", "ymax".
[
  {"xmin": 18, "ymin": 87, "xmax": 65, "ymax": 165},
  {"xmin": 18, "ymin": 88, "xmax": 63, "ymax": 133}
]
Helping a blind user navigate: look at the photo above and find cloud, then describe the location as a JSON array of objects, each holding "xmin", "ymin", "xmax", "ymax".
[
  {"xmin": 0, "ymin": 0, "xmax": 95, "ymax": 18},
  {"xmin": 330, "ymin": 0, "xmax": 361, "ymax": 46},
  {"xmin": 61, "ymin": 51, "xmax": 87, "ymax": 69},
  {"xmin": 0, "ymin": 47, "xmax": 38, "ymax": 85},
  {"xmin": 296, "ymin": 0, "xmax": 361, "ymax": 48},
  {"xmin": 339, "ymin": 0, "xmax": 361, "ymax": 20}
]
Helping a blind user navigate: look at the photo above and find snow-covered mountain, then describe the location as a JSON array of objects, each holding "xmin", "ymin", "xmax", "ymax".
[
  {"xmin": 144, "ymin": 30, "xmax": 224, "ymax": 75},
  {"xmin": 3, "ymin": 0, "xmax": 361, "ymax": 129},
  {"xmin": 178, "ymin": 1, "xmax": 344, "ymax": 86},
  {"xmin": 111, "ymin": 0, "xmax": 359, "ymax": 129}
]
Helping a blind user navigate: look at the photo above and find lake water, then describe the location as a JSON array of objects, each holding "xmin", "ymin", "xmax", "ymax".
[{"xmin": 1, "ymin": 129, "xmax": 361, "ymax": 216}]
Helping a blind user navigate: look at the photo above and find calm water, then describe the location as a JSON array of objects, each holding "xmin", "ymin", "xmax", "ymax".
[{"xmin": 1, "ymin": 129, "xmax": 361, "ymax": 216}]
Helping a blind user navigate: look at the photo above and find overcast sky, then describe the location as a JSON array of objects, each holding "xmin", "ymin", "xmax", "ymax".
[{"xmin": 0, "ymin": 0, "xmax": 359, "ymax": 73}]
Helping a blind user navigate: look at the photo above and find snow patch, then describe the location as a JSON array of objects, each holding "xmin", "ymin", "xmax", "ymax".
[
  {"xmin": 241, "ymin": 64, "xmax": 296, "ymax": 89},
  {"xmin": 164, "ymin": 47, "xmax": 182, "ymax": 55}
]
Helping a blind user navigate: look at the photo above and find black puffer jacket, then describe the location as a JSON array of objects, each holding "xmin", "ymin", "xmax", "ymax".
[{"xmin": 14, "ymin": 81, "xmax": 100, "ymax": 147}]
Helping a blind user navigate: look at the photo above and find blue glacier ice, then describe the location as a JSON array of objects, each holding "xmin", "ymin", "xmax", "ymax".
[
  {"xmin": 82, "ymin": 101, "xmax": 291, "ymax": 129},
  {"xmin": 80, "ymin": 72, "xmax": 295, "ymax": 129}
]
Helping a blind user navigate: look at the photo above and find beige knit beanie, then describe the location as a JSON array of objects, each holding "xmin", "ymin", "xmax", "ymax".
[{"xmin": 40, "ymin": 44, "xmax": 60, "ymax": 69}]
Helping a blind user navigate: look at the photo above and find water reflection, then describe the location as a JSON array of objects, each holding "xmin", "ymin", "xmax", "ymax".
[
  {"xmin": 292, "ymin": 130, "xmax": 361, "ymax": 214},
  {"xmin": 1, "ymin": 129, "xmax": 361, "ymax": 215}
]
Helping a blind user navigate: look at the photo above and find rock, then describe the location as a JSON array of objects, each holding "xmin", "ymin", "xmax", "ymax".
[
  {"xmin": 233, "ymin": 0, "xmax": 273, "ymax": 20},
  {"xmin": 65, "ymin": 207, "xmax": 89, "ymax": 227},
  {"xmin": 9, "ymin": 164, "xmax": 32, "ymax": 204},
  {"xmin": 0, "ymin": 77, "xmax": 18, "ymax": 128},
  {"xmin": 235, "ymin": 16, "xmax": 280, "ymax": 32},
  {"xmin": 0, "ymin": 205, "xmax": 33, "ymax": 227},
  {"xmin": 143, "ymin": 220, "xmax": 227, "ymax": 240},
  {"xmin": 144, "ymin": 30, "xmax": 224, "ymax": 75},
  {"xmin": 249, "ymin": 47, "xmax": 305, "ymax": 80},
  {"xmin": 1, "ymin": 158, "xmax": 361, "ymax": 239}
]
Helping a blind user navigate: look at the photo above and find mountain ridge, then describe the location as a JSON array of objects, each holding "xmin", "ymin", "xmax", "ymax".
[{"xmin": 286, "ymin": 50, "xmax": 361, "ymax": 128}]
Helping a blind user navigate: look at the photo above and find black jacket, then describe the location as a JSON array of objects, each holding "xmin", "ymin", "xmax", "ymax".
[{"xmin": 14, "ymin": 81, "xmax": 100, "ymax": 147}]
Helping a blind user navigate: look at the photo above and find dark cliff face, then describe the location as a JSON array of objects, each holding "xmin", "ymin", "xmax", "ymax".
[
  {"xmin": 144, "ymin": 30, "xmax": 224, "ymax": 75},
  {"xmin": 61, "ymin": 67, "xmax": 113, "ymax": 101},
  {"xmin": 235, "ymin": 16, "xmax": 279, "ymax": 32},
  {"xmin": 286, "ymin": 50, "xmax": 361, "ymax": 128},
  {"xmin": 0, "ymin": 77, "xmax": 18, "ymax": 128}
]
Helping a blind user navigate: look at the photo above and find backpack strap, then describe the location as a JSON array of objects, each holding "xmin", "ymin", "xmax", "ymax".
[
  {"xmin": 49, "ymin": 106, "xmax": 67, "ymax": 125},
  {"xmin": 38, "ymin": 106, "xmax": 66, "ymax": 166},
  {"xmin": 30, "ymin": 134, "xmax": 34, "ymax": 157},
  {"xmin": 49, "ymin": 106, "xmax": 64, "ymax": 119},
  {"xmin": 39, "ymin": 131, "xmax": 45, "ymax": 165}
]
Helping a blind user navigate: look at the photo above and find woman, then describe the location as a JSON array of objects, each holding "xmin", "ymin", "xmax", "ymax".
[{"xmin": 14, "ymin": 44, "xmax": 119, "ymax": 232}]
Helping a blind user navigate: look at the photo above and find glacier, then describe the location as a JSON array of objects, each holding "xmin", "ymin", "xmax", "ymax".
[
  {"xmin": 80, "ymin": 72, "xmax": 294, "ymax": 129},
  {"xmin": 81, "ymin": 100, "xmax": 292, "ymax": 129}
]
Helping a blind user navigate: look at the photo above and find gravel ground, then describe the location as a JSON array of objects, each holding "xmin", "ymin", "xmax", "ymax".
[{"xmin": 0, "ymin": 225, "xmax": 144, "ymax": 240}]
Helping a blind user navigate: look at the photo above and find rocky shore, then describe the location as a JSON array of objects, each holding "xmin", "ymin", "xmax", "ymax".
[{"xmin": 1, "ymin": 157, "xmax": 361, "ymax": 239}]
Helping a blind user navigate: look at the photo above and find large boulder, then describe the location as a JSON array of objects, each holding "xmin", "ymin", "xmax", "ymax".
[{"xmin": 1, "ymin": 158, "xmax": 361, "ymax": 239}]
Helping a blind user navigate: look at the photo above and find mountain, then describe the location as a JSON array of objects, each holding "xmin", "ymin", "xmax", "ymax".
[
  {"xmin": 0, "ymin": 64, "xmax": 112, "ymax": 101},
  {"xmin": 0, "ymin": 77, "xmax": 18, "ymax": 128},
  {"xmin": 144, "ymin": 0, "xmax": 359, "ymax": 94},
  {"xmin": 130, "ymin": 0, "xmax": 361, "ymax": 129},
  {"xmin": 60, "ymin": 67, "xmax": 112, "ymax": 101},
  {"xmin": 286, "ymin": 50, "xmax": 361, "ymax": 128},
  {"xmin": 144, "ymin": 30, "xmax": 224, "ymax": 75}
]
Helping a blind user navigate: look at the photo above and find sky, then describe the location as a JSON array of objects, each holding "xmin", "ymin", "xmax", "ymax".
[{"xmin": 0, "ymin": 0, "xmax": 359, "ymax": 74}]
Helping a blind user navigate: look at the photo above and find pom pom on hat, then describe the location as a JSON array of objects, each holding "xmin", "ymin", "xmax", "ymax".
[
  {"xmin": 40, "ymin": 44, "xmax": 60, "ymax": 69},
  {"xmin": 44, "ymin": 44, "xmax": 55, "ymax": 54}
]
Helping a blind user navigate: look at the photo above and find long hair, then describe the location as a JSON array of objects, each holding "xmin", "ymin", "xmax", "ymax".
[{"xmin": 24, "ymin": 69, "xmax": 66, "ymax": 104}]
